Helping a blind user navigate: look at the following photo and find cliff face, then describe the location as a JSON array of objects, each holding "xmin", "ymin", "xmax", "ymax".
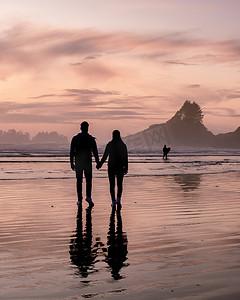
[
  {"xmin": 214, "ymin": 127, "xmax": 240, "ymax": 148},
  {"xmin": 123, "ymin": 101, "xmax": 239, "ymax": 151},
  {"xmin": 123, "ymin": 123, "xmax": 171, "ymax": 151}
]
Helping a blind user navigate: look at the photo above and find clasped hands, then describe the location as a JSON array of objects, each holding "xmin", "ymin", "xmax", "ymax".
[
  {"xmin": 96, "ymin": 162, "xmax": 102, "ymax": 170},
  {"xmin": 96, "ymin": 163, "xmax": 127, "ymax": 175},
  {"xmin": 71, "ymin": 162, "xmax": 128, "ymax": 174}
]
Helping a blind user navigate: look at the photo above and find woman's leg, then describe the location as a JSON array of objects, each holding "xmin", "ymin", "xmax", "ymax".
[
  {"xmin": 116, "ymin": 172, "xmax": 124, "ymax": 200},
  {"xmin": 108, "ymin": 169, "xmax": 116, "ymax": 202}
]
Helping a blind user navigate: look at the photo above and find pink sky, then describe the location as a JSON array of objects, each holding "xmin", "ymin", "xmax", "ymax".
[{"xmin": 0, "ymin": 0, "xmax": 240, "ymax": 143}]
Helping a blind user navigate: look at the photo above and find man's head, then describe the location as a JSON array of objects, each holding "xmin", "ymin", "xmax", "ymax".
[{"xmin": 80, "ymin": 121, "xmax": 89, "ymax": 133}]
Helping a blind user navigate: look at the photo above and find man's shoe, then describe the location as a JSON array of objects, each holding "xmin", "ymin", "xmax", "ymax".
[
  {"xmin": 86, "ymin": 197, "xmax": 94, "ymax": 207},
  {"xmin": 77, "ymin": 200, "xmax": 82, "ymax": 206},
  {"xmin": 112, "ymin": 200, "xmax": 116, "ymax": 207},
  {"xmin": 116, "ymin": 198, "xmax": 121, "ymax": 205}
]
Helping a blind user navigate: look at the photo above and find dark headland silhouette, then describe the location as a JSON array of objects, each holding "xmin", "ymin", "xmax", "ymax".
[
  {"xmin": 0, "ymin": 130, "xmax": 68, "ymax": 144},
  {"xmin": 0, "ymin": 130, "xmax": 69, "ymax": 155},
  {"xmin": 0, "ymin": 101, "xmax": 239, "ymax": 153},
  {"xmin": 124, "ymin": 100, "xmax": 240, "ymax": 151}
]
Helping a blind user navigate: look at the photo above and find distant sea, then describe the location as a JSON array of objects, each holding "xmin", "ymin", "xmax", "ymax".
[{"xmin": 0, "ymin": 146, "xmax": 239, "ymax": 180}]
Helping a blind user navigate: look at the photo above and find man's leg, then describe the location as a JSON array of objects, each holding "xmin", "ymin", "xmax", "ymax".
[
  {"xmin": 84, "ymin": 164, "xmax": 94, "ymax": 206},
  {"xmin": 84, "ymin": 164, "xmax": 92, "ymax": 198},
  {"xmin": 76, "ymin": 174, "xmax": 83, "ymax": 203},
  {"xmin": 75, "ymin": 162, "xmax": 84, "ymax": 204}
]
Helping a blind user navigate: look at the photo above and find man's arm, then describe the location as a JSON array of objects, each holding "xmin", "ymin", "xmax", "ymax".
[
  {"xmin": 92, "ymin": 138, "xmax": 99, "ymax": 164},
  {"xmin": 123, "ymin": 144, "xmax": 128, "ymax": 174}
]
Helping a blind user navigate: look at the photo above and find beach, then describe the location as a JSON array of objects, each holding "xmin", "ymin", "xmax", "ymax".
[{"xmin": 0, "ymin": 171, "xmax": 240, "ymax": 299}]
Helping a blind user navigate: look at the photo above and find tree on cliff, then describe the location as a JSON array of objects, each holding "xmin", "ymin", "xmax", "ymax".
[
  {"xmin": 166, "ymin": 100, "xmax": 213, "ymax": 147},
  {"xmin": 175, "ymin": 100, "xmax": 203, "ymax": 124}
]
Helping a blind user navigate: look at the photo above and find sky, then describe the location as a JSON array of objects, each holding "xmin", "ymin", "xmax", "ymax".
[{"xmin": 0, "ymin": 0, "xmax": 240, "ymax": 144}]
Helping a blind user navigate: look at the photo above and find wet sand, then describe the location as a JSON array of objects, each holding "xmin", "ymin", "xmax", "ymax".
[{"xmin": 0, "ymin": 172, "xmax": 240, "ymax": 299}]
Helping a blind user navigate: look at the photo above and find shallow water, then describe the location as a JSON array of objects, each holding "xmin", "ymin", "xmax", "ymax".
[
  {"xmin": 0, "ymin": 172, "xmax": 240, "ymax": 299},
  {"xmin": 0, "ymin": 151, "xmax": 240, "ymax": 180}
]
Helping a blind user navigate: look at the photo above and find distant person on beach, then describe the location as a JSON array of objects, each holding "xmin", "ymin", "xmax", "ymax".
[
  {"xmin": 163, "ymin": 144, "xmax": 171, "ymax": 160},
  {"xmin": 70, "ymin": 121, "xmax": 99, "ymax": 207},
  {"xmin": 97, "ymin": 130, "xmax": 128, "ymax": 208}
]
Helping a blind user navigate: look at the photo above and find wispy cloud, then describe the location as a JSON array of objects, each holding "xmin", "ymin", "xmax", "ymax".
[
  {"xmin": 219, "ymin": 89, "xmax": 240, "ymax": 99},
  {"xmin": 0, "ymin": 89, "xmax": 155, "ymax": 124},
  {"xmin": 31, "ymin": 94, "xmax": 58, "ymax": 99},
  {"xmin": 70, "ymin": 55, "xmax": 100, "ymax": 66},
  {"xmin": 64, "ymin": 88, "xmax": 120, "ymax": 96},
  {"xmin": 164, "ymin": 60, "xmax": 194, "ymax": 66},
  {"xmin": 205, "ymin": 107, "xmax": 240, "ymax": 118},
  {"xmin": 187, "ymin": 84, "xmax": 201, "ymax": 88},
  {"xmin": 2, "ymin": 22, "xmax": 240, "ymax": 80}
]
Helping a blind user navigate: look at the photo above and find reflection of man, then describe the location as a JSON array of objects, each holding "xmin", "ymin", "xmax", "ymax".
[
  {"xmin": 70, "ymin": 121, "xmax": 99, "ymax": 206},
  {"xmin": 105, "ymin": 208, "xmax": 128, "ymax": 280},
  {"xmin": 69, "ymin": 207, "xmax": 97, "ymax": 278}
]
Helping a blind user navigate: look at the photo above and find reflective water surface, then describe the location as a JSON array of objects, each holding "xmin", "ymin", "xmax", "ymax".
[{"xmin": 0, "ymin": 172, "xmax": 240, "ymax": 299}]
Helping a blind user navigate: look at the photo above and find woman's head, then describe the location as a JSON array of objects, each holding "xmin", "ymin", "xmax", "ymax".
[{"xmin": 112, "ymin": 130, "xmax": 121, "ymax": 140}]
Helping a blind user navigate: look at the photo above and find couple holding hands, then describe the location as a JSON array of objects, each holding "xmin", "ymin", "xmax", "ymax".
[{"xmin": 70, "ymin": 121, "xmax": 128, "ymax": 208}]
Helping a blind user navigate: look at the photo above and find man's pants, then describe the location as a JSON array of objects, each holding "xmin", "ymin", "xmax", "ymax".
[{"xmin": 76, "ymin": 164, "xmax": 92, "ymax": 200}]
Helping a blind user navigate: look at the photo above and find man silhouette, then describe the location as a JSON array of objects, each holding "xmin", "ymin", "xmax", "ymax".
[
  {"xmin": 97, "ymin": 130, "xmax": 128, "ymax": 208},
  {"xmin": 70, "ymin": 121, "xmax": 99, "ymax": 206},
  {"xmin": 163, "ymin": 144, "xmax": 171, "ymax": 160}
]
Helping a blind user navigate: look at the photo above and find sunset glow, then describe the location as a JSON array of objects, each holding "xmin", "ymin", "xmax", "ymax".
[{"xmin": 0, "ymin": 0, "xmax": 240, "ymax": 143}]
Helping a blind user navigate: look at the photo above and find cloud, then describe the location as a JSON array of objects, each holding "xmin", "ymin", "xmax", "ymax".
[
  {"xmin": 1, "ymin": 22, "xmax": 240, "ymax": 81},
  {"xmin": 69, "ymin": 55, "xmax": 100, "ymax": 67},
  {"xmin": 31, "ymin": 94, "xmax": 58, "ymax": 99},
  {"xmin": 0, "ymin": 89, "xmax": 154, "ymax": 124},
  {"xmin": 219, "ymin": 89, "xmax": 240, "ymax": 99},
  {"xmin": 69, "ymin": 62, "xmax": 82, "ymax": 66},
  {"xmin": 187, "ymin": 84, "xmax": 201, "ymax": 88},
  {"xmin": 164, "ymin": 60, "xmax": 194, "ymax": 66},
  {"xmin": 64, "ymin": 109, "xmax": 147, "ymax": 121},
  {"xmin": 205, "ymin": 107, "xmax": 240, "ymax": 118},
  {"xmin": 64, "ymin": 88, "xmax": 120, "ymax": 96},
  {"xmin": 84, "ymin": 55, "xmax": 99, "ymax": 61}
]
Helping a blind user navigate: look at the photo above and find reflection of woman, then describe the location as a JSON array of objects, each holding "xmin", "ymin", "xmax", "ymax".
[
  {"xmin": 105, "ymin": 208, "xmax": 128, "ymax": 280},
  {"xmin": 69, "ymin": 207, "xmax": 97, "ymax": 277},
  {"xmin": 97, "ymin": 130, "xmax": 128, "ymax": 207}
]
